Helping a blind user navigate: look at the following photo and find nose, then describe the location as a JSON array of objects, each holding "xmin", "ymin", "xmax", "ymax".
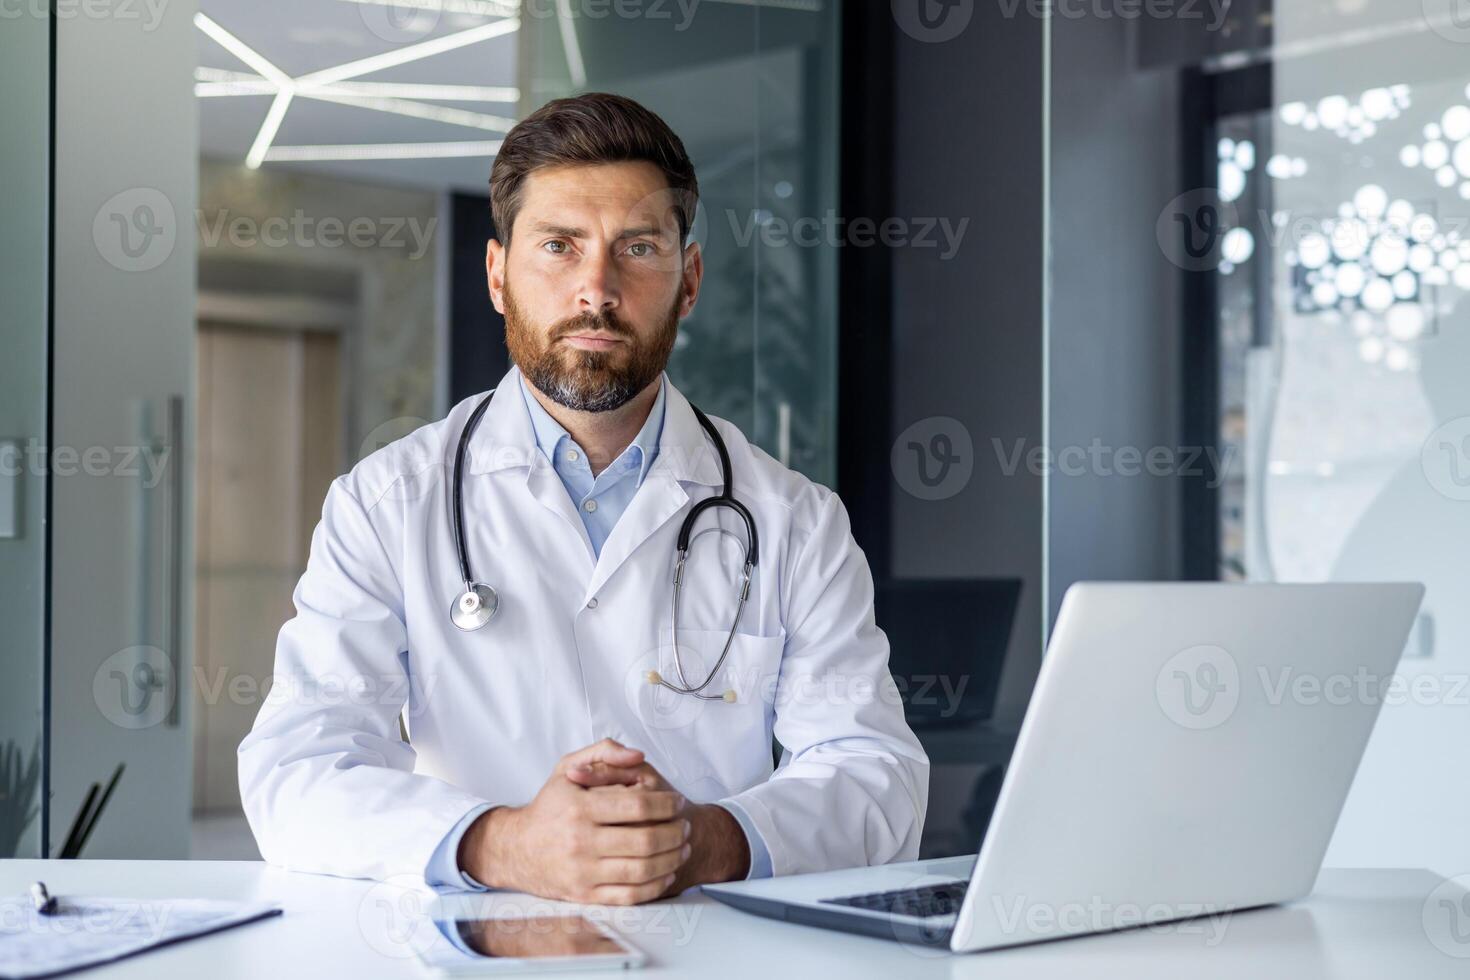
[{"xmin": 576, "ymin": 249, "xmax": 620, "ymax": 313}]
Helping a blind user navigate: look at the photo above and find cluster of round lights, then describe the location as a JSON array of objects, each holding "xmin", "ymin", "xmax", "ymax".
[
  {"xmin": 1264, "ymin": 153, "xmax": 1309, "ymax": 181},
  {"xmin": 1399, "ymin": 98, "xmax": 1470, "ymax": 200},
  {"xmin": 1278, "ymin": 86, "xmax": 1412, "ymax": 143},
  {"xmin": 1216, "ymin": 138, "xmax": 1257, "ymax": 275},
  {"xmin": 1285, "ymin": 184, "xmax": 1470, "ymax": 371},
  {"xmin": 1218, "ymin": 136, "xmax": 1255, "ymax": 204}
]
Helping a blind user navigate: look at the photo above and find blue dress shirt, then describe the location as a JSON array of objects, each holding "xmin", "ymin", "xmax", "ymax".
[{"xmin": 425, "ymin": 376, "xmax": 772, "ymax": 887}]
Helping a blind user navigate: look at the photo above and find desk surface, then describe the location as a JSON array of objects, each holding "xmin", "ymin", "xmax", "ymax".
[{"xmin": 2, "ymin": 861, "xmax": 1467, "ymax": 978}]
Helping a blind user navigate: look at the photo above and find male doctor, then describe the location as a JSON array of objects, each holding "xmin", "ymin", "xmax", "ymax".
[{"xmin": 238, "ymin": 93, "xmax": 929, "ymax": 905}]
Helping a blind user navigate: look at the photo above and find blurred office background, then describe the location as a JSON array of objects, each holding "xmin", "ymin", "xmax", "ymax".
[{"xmin": 2, "ymin": 0, "xmax": 1466, "ymax": 878}]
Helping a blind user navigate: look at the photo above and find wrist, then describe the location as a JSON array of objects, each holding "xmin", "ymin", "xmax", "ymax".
[
  {"xmin": 675, "ymin": 803, "xmax": 750, "ymax": 891},
  {"xmin": 459, "ymin": 805, "xmax": 522, "ymax": 891}
]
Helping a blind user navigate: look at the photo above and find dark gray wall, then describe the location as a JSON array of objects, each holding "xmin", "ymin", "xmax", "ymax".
[
  {"xmin": 888, "ymin": 9, "xmax": 1184, "ymax": 854},
  {"xmin": 891, "ymin": 8, "xmax": 1046, "ymax": 729},
  {"xmin": 1047, "ymin": 19, "xmax": 1184, "ymax": 621}
]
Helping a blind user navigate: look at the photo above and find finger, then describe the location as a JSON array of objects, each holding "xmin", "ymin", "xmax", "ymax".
[
  {"xmin": 593, "ymin": 819, "xmax": 690, "ymax": 857},
  {"xmin": 558, "ymin": 738, "xmax": 644, "ymax": 776},
  {"xmin": 566, "ymin": 760, "xmax": 647, "ymax": 788},
  {"xmin": 588, "ymin": 876, "xmax": 676, "ymax": 906},
  {"xmin": 583, "ymin": 787, "xmax": 686, "ymax": 824},
  {"xmin": 598, "ymin": 843, "xmax": 690, "ymax": 886},
  {"xmin": 567, "ymin": 760, "xmax": 670, "ymax": 790}
]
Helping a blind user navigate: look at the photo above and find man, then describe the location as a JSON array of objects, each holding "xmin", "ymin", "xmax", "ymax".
[{"xmin": 238, "ymin": 93, "xmax": 928, "ymax": 905}]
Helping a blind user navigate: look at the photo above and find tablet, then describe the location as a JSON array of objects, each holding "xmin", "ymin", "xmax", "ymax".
[{"xmin": 414, "ymin": 913, "xmax": 647, "ymax": 975}]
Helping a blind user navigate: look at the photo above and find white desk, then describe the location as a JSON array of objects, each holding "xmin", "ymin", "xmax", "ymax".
[{"xmin": 2, "ymin": 861, "xmax": 1466, "ymax": 978}]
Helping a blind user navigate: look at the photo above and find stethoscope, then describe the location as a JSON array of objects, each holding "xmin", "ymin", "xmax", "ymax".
[{"xmin": 448, "ymin": 386, "xmax": 760, "ymax": 703}]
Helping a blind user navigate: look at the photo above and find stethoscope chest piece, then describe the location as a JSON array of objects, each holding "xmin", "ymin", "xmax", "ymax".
[{"xmin": 451, "ymin": 583, "xmax": 499, "ymax": 631}]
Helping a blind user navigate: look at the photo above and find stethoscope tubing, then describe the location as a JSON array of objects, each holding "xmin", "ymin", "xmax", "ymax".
[{"xmin": 449, "ymin": 385, "xmax": 760, "ymax": 702}]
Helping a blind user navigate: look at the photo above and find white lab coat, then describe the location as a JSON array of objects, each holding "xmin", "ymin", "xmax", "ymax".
[{"xmin": 238, "ymin": 364, "xmax": 929, "ymax": 883}]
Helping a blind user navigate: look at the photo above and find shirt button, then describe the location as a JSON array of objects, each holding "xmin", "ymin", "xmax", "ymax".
[
  {"xmin": 583, "ymin": 498, "xmax": 598, "ymax": 513},
  {"xmin": 586, "ymin": 597, "xmax": 599, "ymax": 610},
  {"xmin": 566, "ymin": 450, "xmax": 579, "ymax": 462}
]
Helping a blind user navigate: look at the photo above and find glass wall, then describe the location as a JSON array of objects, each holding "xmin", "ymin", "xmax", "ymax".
[
  {"xmin": 0, "ymin": 12, "xmax": 51, "ymax": 860},
  {"xmin": 1213, "ymin": 6, "xmax": 1470, "ymax": 877},
  {"xmin": 1053, "ymin": 0, "xmax": 1470, "ymax": 879},
  {"xmin": 520, "ymin": 1, "xmax": 841, "ymax": 486}
]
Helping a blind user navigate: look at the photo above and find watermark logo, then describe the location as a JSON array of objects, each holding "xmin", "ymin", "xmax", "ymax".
[
  {"xmin": 1422, "ymin": 416, "xmax": 1470, "ymax": 501},
  {"xmin": 354, "ymin": 0, "xmax": 443, "ymax": 42},
  {"xmin": 892, "ymin": 0, "xmax": 974, "ymax": 43},
  {"xmin": 892, "ymin": 416, "xmax": 974, "ymax": 500},
  {"xmin": 1423, "ymin": 0, "xmax": 1470, "ymax": 45},
  {"xmin": 92, "ymin": 646, "xmax": 174, "ymax": 730},
  {"xmin": 1156, "ymin": 188, "xmax": 1236, "ymax": 272},
  {"xmin": 1422, "ymin": 874, "xmax": 1470, "ymax": 958},
  {"xmin": 1156, "ymin": 644, "xmax": 1239, "ymax": 730},
  {"xmin": 357, "ymin": 875, "xmax": 441, "ymax": 960},
  {"xmin": 93, "ymin": 187, "xmax": 176, "ymax": 273},
  {"xmin": 624, "ymin": 636, "xmax": 717, "ymax": 734}
]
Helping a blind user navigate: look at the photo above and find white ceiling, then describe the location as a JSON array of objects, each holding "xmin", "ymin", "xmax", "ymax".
[{"xmin": 196, "ymin": 0, "xmax": 521, "ymax": 193}]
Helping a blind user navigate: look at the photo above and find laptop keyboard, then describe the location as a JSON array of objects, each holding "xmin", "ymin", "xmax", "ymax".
[{"xmin": 819, "ymin": 882, "xmax": 967, "ymax": 919}]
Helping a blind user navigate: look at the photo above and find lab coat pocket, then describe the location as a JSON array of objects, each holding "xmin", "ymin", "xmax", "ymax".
[{"xmin": 641, "ymin": 627, "xmax": 784, "ymax": 799}]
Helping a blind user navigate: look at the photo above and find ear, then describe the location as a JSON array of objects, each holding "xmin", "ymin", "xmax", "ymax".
[
  {"xmin": 677, "ymin": 240, "xmax": 703, "ymax": 319},
  {"xmin": 486, "ymin": 238, "xmax": 506, "ymax": 314}
]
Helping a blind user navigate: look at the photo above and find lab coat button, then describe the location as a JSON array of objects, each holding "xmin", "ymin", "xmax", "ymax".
[{"xmin": 586, "ymin": 597, "xmax": 599, "ymax": 610}]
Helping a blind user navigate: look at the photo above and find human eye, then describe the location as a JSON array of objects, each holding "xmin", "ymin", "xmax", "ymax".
[{"xmin": 543, "ymin": 239, "xmax": 570, "ymax": 255}]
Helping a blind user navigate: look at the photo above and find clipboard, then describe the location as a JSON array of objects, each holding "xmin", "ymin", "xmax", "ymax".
[{"xmin": 0, "ymin": 893, "xmax": 281, "ymax": 979}]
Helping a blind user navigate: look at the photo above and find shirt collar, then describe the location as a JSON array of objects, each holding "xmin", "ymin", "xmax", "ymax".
[{"xmin": 517, "ymin": 371, "xmax": 666, "ymax": 486}]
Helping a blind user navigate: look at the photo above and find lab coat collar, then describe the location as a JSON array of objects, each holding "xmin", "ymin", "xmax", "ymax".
[
  {"xmin": 517, "ymin": 371, "xmax": 667, "ymax": 487},
  {"xmin": 466, "ymin": 363, "xmax": 722, "ymax": 488}
]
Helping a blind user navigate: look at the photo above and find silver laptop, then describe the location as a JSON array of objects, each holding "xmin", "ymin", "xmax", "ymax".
[{"xmin": 702, "ymin": 582, "xmax": 1424, "ymax": 953}]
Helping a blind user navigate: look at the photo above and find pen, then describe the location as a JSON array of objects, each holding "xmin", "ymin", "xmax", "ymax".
[{"xmin": 30, "ymin": 881, "xmax": 58, "ymax": 916}]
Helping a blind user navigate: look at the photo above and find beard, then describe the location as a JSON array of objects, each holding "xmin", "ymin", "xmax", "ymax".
[{"xmin": 503, "ymin": 283, "xmax": 680, "ymax": 413}]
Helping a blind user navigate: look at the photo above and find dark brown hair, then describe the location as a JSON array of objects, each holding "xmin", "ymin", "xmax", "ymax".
[{"xmin": 489, "ymin": 92, "xmax": 699, "ymax": 248}]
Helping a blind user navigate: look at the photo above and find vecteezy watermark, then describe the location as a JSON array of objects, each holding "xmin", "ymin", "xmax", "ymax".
[
  {"xmin": 1422, "ymin": 416, "xmax": 1470, "ymax": 501},
  {"xmin": 1422, "ymin": 0, "xmax": 1470, "ymax": 45},
  {"xmin": 1156, "ymin": 645, "xmax": 1470, "ymax": 731},
  {"xmin": 893, "ymin": 0, "xmax": 1231, "ymax": 42},
  {"xmin": 93, "ymin": 656, "xmax": 449, "ymax": 730},
  {"xmin": 1156, "ymin": 645, "xmax": 1240, "ymax": 729},
  {"xmin": 0, "ymin": 439, "xmax": 171, "ymax": 487},
  {"xmin": 994, "ymin": 0, "xmax": 1230, "ymax": 29},
  {"xmin": 1257, "ymin": 666, "xmax": 1470, "ymax": 710},
  {"xmin": 93, "ymin": 646, "xmax": 175, "ymax": 730},
  {"xmin": 986, "ymin": 894, "xmax": 1233, "ymax": 945},
  {"xmin": 358, "ymin": 877, "xmax": 706, "ymax": 961},
  {"xmin": 358, "ymin": 875, "xmax": 441, "ymax": 960},
  {"xmin": 0, "ymin": 893, "xmax": 183, "ymax": 940},
  {"xmin": 1423, "ymin": 874, "xmax": 1470, "ymax": 958},
  {"xmin": 93, "ymin": 187, "xmax": 177, "ymax": 273},
  {"xmin": 196, "ymin": 209, "xmax": 438, "ymax": 260},
  {"xmin": 892, "ymin": 0, "xmax": 975, "ymax": 43},
  {"xmin": 892, "ymin": 417, "xmax": 975, "ymax": 501},
  {"xmin": 992, "ymin": 438, "xmax": 1236, "ymax": 488},
  {"xmin": 348, "ymin": 0, "xmax": 705, "ymax": 39},
  {"xmin": 0, "ymin": 0, "xmax": 170, "ymax": 29},
  {"xmin": 1156, "ymin": 188, "xmax": 1237, "ymax": 273},
  {"xmin": 1156, "ymin": 190, "xmax": 1467, "ymax": 274},
  {"xmin": 92, "ymin": 188, "xmax": 440, "ymax": 272},
  {"xmin": 725, "ymin": 210, "xmax": 970, "ymax": 260}
]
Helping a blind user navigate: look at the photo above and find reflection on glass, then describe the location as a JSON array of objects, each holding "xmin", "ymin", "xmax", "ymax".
[
  {"xmin": 450, "ymin": 916, "xmax": 623, "ymax": 959},
  {"xmin": 1215, "ymin": 31, "xmax": 1470, "ymax": 875}
]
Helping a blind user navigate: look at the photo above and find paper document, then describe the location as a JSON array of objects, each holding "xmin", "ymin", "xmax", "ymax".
[{"xmin": 0, "ymin": 894, "xmax": 281, "ymax": 979}]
